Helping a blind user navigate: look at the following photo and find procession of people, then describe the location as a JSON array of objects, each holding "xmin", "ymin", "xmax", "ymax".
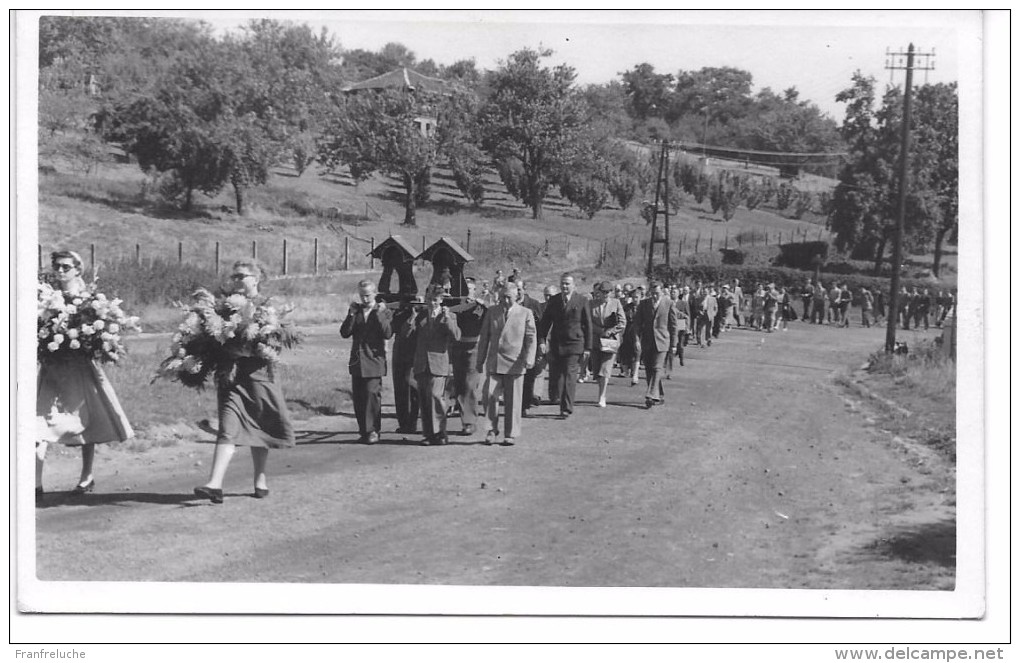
[{"xmin": 36, "ymin": 247, "xmax": 956, "ymax": 504}]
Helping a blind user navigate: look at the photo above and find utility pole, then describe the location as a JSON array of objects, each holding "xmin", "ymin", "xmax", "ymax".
[
  {"xmin": 646, "ymin": 140, "xmax": 672, "ymax": 274},
  {"xmin": 883, "ymin": 44, "xmax": 935, "ymax": 354}
]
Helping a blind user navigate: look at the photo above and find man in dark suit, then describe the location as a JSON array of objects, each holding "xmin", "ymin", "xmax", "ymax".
[
  {"xmin": 390, "ymin": 295, "xmax": 421, "ymax": 434},
  {"xmin": 634, "ymin": 279, "xmax": 678, "ymax": 408},
  {"xmin": 446, "ymin": 277, "xmax": 486, "ymax": 435},
  {"xmin": 538, "ymin": 272, "xmax": 592, "ymax": 419},
  {"xmin": 340, "ymin": 280, "xmax": 394, "ymax": 444},
  {"xmin": 413, "ymin": 285, "xmax": 462, "ymax": 445}
]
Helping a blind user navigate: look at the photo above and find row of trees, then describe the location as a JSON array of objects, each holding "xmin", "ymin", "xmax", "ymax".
[
  {"xmin": 39, "ymin": 17, "xmax": 958, "ymax": 274},
  {"xmin": 828, "ymin": 75, "xmax": 958, "ymax": 277}
]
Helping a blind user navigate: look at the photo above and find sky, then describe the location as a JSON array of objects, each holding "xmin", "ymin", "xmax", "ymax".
[{"xmin": 185, "ymin": 9, "xmax": 974, "ymax": 121}]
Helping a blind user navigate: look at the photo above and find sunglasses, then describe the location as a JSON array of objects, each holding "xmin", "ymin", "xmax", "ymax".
[{"xmin": 54, "ymin": 263, "xmax": 76, "ymax": 272}]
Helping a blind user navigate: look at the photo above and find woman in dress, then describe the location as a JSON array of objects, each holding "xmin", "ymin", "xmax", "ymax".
[
  {"xmin": 36, "ymin": 250, "xmax": 134, "ymax": 499},
  {"xmin": 618, "ymin": 284, "xmax": 641, "ymax": 385},
  {"xmin": 194, "ymin": 259, "xmax": 295, "ymax": 504},
  {"xmin": 589, "ymin": 281, "xmax": 626, "ymax": 407}
]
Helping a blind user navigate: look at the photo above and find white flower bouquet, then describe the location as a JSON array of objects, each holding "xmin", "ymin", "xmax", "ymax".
[
  {"xmin": 37, "ymin": 281, "xmax": 141, "ymax": 364},
  {"xmin": 154, "ymin": 288, "xmax": 301, "ymax": 390}
]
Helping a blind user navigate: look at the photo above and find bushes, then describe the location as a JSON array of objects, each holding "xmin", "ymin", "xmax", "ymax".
[
  {"xmin": 776, "ymin": 241, "xmax": 830, "ymax": 269},
  {"xmin": 720, "ymin": 245, "xmax": 781, "ymax": 266}
]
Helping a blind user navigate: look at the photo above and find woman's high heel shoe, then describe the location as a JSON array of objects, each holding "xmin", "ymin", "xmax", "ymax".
[
  {"xmin": 253, "ymin": 487, "xmax": 270, "ymax": 499},
  {"xmin": 194, "ymin": 486, "xmax": 224, "ymax": 504},
  {"xmin": 71, "ymin": 479, "xmax": 95, "ymax": 494}
]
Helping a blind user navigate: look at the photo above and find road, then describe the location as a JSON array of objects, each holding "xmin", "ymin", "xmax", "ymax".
[{"xmin": 33, "ymin": 321, "xmax": 954, "ymax": 590}]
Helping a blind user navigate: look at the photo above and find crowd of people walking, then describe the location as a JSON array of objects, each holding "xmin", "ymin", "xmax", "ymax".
[{"xmin": 36, "ymin": 247, "xmax": 955, "ymax": 505}]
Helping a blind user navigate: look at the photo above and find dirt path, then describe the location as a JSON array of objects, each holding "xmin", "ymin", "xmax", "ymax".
[{"xmin": 34, "ymin": 322, "xmax": 954, "ymax": 589}]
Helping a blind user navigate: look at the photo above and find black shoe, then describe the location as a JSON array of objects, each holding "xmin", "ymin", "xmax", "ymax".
[
  {"xmin": 645, "ymin": 399, "xmax": 655, "ymax": 409},
  {"xmin": 434, "ymin": 434, "xmax": 449, "ymax": 446},
  {"xmin": 463, "ymin": 423, "xmax": 476, "ymax": 435},
  {"xmin": 194, "ymin": 486, "xmax": 224, "ymax": 504},
  {"xmin": 253, "ymin": 487, "xmax": 270, "ymax": 499},
  {"xmin": 71, "ymin": 479, "xmax": 95, "ymax": 495}
]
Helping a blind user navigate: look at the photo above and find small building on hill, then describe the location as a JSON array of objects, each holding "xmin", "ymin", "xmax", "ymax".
[{"xmin": 342, "ymin": 67, "xmax": 459, "ymax": 137}]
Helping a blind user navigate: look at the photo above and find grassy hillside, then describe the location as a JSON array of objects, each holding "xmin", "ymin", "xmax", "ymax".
[{"xmin": 38, "ymin": 152, "xmax": 836, "ymax": 285}]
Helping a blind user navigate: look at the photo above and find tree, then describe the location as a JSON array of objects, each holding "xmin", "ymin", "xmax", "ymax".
[
  {"xmin": 479, "ymin": 48, "xmax": 587, "ymax": 220},
  {"xmin": 828, "ymin": 72, "xmax": 892, "ymax": 270},
  {"xmin": 912, "ymin": 83, "xmax": 958, "ymax": 277},
  {"xmin": 829, "ymin": 73, "xmax": 958, "ymax": 275},
  {"xmin": 620, "ymin": 63, "xmax": 674, "ymax": 120},
  {"xmin": 318, "ymin": 88, "xmax": 479, "ymax": 226},
  {"xmin": 99, "ymin": 34, "xmax": 287, "ymax": 214}
]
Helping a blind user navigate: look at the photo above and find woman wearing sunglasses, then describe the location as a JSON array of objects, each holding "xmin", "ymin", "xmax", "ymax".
[
  {"xmin": 36, "ymin": 250, "xmax": 134, "ymax": 500},
  {"xmin": 193, "ymin": 259, "xmax": 295, "ymax": 504}
]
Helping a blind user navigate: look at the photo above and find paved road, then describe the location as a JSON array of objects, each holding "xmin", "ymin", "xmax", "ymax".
[{"xmin": 34, "ymin": 321, "xmax": 954, "ymax": 591}]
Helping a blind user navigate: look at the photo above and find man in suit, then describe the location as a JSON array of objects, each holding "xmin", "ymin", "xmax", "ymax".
[
  {"xmin": 538, "ymin": 272, "xmax": 592, "ymax": 419},
  {"xmin": 390, "ymin": 295, "xmax": 421, "ymax": 434},
  {"xmin": 633, "ymin": 279, "xmax": 678, "ymax": 408},
  {"xmin": 413, "ymin": 285, "xmax": 462, "ymax": 446},
  {"xmin": 696, "ymin": 287, "xmax": 718, "ymax": 347},
  {"xmin": 340, "ymin": 280, "xmax": 394, "ymax": 444},
  {"xmin": 476, "ymin": 282, "xmax": 536, "ymax": 446},
  {"xmin": 446, "ymin": 277, "xmax": 486, "ymax": 435}
]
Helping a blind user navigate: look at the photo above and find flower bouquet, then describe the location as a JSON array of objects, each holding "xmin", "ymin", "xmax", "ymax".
[
  {"xmin": 154, "ymin": 288, "xmax": 301, "ymax": 389},
  {"xmin": 37, "ymin": 281, "xmax": 141, "ymax": 364}
]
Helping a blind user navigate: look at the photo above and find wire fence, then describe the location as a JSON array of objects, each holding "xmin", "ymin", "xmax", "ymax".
[{"xmin": 39, "ymin": 224, "xmax": 833, "ymax": 281}]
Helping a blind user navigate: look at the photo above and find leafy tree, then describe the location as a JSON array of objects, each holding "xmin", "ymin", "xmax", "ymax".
[
  {"xmin": 620, "ymin": 63, "xmax": 674, "ymax": 120},
  {"xmin": 912, "ymin": 83, "xmax": 958, "ymax": 277},
  {"xmin": 479, "ymin": 48, "xmax": 587, "ymax": 220}
]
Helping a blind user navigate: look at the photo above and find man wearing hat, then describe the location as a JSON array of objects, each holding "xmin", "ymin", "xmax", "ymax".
[{"xmin": 633, "ymin": 279, "xmax": 678, "ymax": 408}]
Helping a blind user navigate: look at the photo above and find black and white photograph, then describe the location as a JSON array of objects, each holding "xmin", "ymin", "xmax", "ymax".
[{"xmin": 11, "ymin": 8, "xmax": 1006, "ymax": 648}]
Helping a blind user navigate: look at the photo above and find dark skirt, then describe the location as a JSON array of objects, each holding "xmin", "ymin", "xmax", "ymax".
[{"xmin": 216, "ymin": 358, "xmax": 295, "ymax": 448}]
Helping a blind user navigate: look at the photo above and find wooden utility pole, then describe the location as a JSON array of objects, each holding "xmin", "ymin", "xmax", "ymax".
[
  {"xmin": 884, "ymin": 43, "xmax": 935, "ymax": 353},
  {"xmin": 646, "ymin": 140, "xmax": 672, "ymax": 274}
]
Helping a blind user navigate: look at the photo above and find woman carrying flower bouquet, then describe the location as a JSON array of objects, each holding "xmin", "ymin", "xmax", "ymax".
[
  {"xmin": 193, "ymin": 259, "xmax": 296, "ymax": 504},
  {"xmin": 36, "ymin": 250, "xmax": 135, "ymax": 499}
]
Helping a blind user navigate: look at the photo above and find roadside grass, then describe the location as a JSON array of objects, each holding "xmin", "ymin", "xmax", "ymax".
[{"xmin": 842, "ymin": 339, "xmax": 957, "ymax": 462}]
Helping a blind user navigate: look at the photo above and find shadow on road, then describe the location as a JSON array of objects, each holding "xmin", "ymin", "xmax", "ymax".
[
  {"xmin": 864, "ymin": 518, "xmax": 956, "ymax": 568},
  {"xmin": 36, "ymin": 492, "xmax": 199, "ymax": 509}
]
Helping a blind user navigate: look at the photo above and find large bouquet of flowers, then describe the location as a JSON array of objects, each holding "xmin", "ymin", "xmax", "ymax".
[
  {"xmin": 155, "ymin": 288, "xmax": 301, "ymax": 389},
  {"xmin": 37, "ymin": 281, "xmax": 141, "ymax": 364}
]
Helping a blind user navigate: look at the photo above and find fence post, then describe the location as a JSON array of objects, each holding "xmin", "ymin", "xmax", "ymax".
[
  {"xmin": 282, "ymin": 238, "xmax": 288, "ymax": 275},
  {"xmin": 178, "ymin": 241, "xmax": 183, "ymax": 264},
  {"xmin": 252, "ymin": 240, "xmax": 257, "ymax": 260},
  {"xmin": 624, "ymin": 243, "xmax": 629, "ymax": 261},
  {"xmin": 135, "ymin": 243, "xmax": 141, "ymax": 266},
  {"xmin": 466, "ymin": 228, "xmax": 472, "ymax": 254},
  {"xmin": 214, "ymin": 241, "xmax": 220, "ymax": 275},
  {"xmin": 695, "ymin": 232, "xmax": 700, "ymax": 254},
  {"xmin": 544, "ymin": 238, "xmax": 549, "ymax": 255},
  {"xmin": 818, "ymin": 227, "xmax": 823, "ymax": 241},
  {"xmin": 90, "ymin": 243, "xmax": 96, "ymax": 275},
  {"xmin": 370, "ymin": 237, "xmax": 375, "ymax": 270},
  {"xmin": 709, "ymin": 232, "xmax": 713, "ymax": 252},
  {"xmin": 313, "ymin": 238, "xmax": 319, "ymax": 275},
  {"xmin": 38, "ymin": 244, "xmax": 42, "ymax": 271},
  {"xmin": 724, "ymin": 231, "xmax": 729, "ymax": 249},
  {"xmin": 344, "ymin": 237, "xmax": 350, "ymax": 271},
  {"xmin": 765, "ymin": 231, "xmax": 768, "ymax": 246}
]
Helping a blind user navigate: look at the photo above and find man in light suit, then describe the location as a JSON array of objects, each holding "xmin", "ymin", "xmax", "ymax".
[
  {"xmin": 538, "ymin": 272, "xmax": 592, "ymax": 419},
  {"xmin": 633, "ymin": 279, "xmax": 678, "ymax": 408},
  {"xmin": 340, "ymin": 280, "xmax": 393, "ymax": 444},
  {"xmin": 413, "ymin": 285, "xmax": 462, "ymax": 446},
  {"xmin": 476, "ymin": 282, "xmax": 536, "ymax": 445}
]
